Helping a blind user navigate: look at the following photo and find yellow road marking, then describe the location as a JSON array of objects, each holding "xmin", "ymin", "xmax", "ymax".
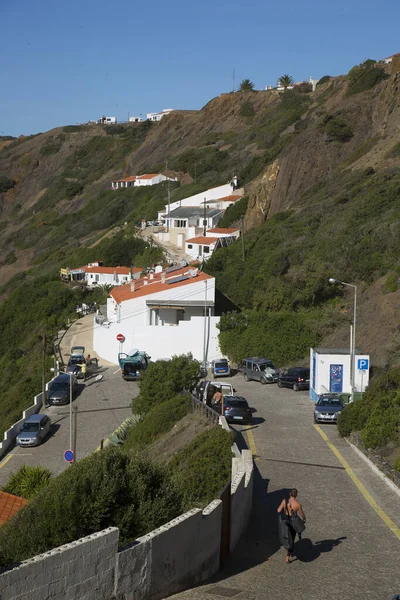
[
  {"xmin": 314, "ymin": 424, "xmax": 400, "ymax": 542},
  {"xmin": 0, "ymin": 454, "xmax": 13, "ymax": 469},
  {"xmin": 244, "ymin": 425, "xmax": 258, "ymax": 459}
]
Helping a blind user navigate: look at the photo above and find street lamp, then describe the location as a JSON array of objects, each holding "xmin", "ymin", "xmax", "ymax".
[
  {"xmin": 328, "ymin": 278, "xmax": 357, "ymax": 402},
  {"xmin": 50, "ymin": 367, "xmax": 73, "ymax": 450}
]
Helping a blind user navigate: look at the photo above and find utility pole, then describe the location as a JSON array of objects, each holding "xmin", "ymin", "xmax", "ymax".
[
  {"xmin": 72, "ymin": 405, "xmax": 78, "ymax": 462},
  {"xmin": 241, "ymin": 216, "xmax": 245, "ymax": 263},
  {"xmin": 203, "ymin": 198, "xmax": 207, "ymax": 236},
  {"xmin": 148, "ymin": 236, "xmax": 153, "ymax": 269},
  {"xmin": 41, "ymin": 334, "xmax": 47, "ymax": 412}
]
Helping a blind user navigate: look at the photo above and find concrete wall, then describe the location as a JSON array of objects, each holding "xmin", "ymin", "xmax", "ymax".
[
  {"xmin": 0, "ymin": 382, "xmax": 52, "ymax": 459},
  {"xmin": 158, "ymin": 184, "xmax": 233, "ymax": 219},
  {"xmin": 230, "ymin": 450, "xmax": 254, "ymax": 552},
  {"xmin": 94, "ymin": 315, "xmax": 221, "ymax": 364},
  {"xmin": 0, "ymin": 527, "xmax": 119, "ymax": 600}
]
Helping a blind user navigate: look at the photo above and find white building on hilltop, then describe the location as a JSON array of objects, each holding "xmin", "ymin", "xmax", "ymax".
[
  {"xmin": 112, "ymin": 173, "xmax": 177, "ymax": 190},
  {"xmin": 60, "ymin": 262, "xmax": 142, "ymax": 287},
  {"xmin": 93, "ymin": 266, "xmax": 221, "ymax": 364},
  {"xmin": 146, "ymin": 108, "xmax": 175, "ymax": 122}
]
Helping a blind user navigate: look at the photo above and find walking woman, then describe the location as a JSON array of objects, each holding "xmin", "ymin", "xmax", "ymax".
[{"xmin": 277, "ymin": 489, "xmax": 306, "ymax": 563}]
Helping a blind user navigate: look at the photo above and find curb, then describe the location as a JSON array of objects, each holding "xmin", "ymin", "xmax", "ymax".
[{"xmin": 345, "ymin": 437, "xmax": 400, "ymax": 499}]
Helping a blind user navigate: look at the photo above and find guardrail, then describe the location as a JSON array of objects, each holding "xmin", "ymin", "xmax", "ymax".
[{"xmin": 190, "ymin": 394, "xmax": 220, "ymax": 425}]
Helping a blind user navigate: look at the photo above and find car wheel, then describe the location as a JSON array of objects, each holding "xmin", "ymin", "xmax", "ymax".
[
  {"xmin": 244, "ymin": 373, "xmax": 249, "ymax": 382},
  {"xmin": 277, "ymin": 380, "xmax": 283, "ymax": 388},
  {"xmin": 293, "ymin": 383, "xmax": 300, "ymax": 392},
  {"xmin": 260, "ymin": 377, "xmax": 267, "ymax": 385}
]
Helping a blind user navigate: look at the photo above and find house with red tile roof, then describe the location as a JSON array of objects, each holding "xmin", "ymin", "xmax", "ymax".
[
  {"xmin": 185, "ymin": 228, "xmax": 240, "ymax": 261},
  {"xmin": 0, "ymin": 491, "xmax": 28, "ymax": 526},
  {"xmin": 383, "ymin": 52, "xmax": 400, "ymax": 64},
  {"xmin": 93, "ymin": 266, "xmax": 221, "ymax": 363},
  {"xmin": 112, "ymin": 173, "xmax": 176, "ymax": 190},
  {"xmin": 60, "ymin": 262, "xmax": 142, "ymax": 287}
]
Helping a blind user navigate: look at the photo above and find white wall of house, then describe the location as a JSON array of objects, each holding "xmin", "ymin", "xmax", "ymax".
[
  {"xmin": 158, "ymin": 184, "xmax": 233, "ymax": 220},
  {"xmin": 86, "ymin": 271, "xmax": 139, "ymax": 287},
  {"xmin": 94, "ymin": 315, "xmax": 221, "ymax": 364},
  {"xmin": 185, "ymin": 241, "xmax": 217, "ymax": 261},
  {"xmin": 136, "ymin": 175, "xmax": 169, "ymax": 187},
  {"xmin": 206, "ymin": 230, "xmax": 240, "ymax": 239},
  {"xmin": 309, "ymin": 349, "xmax": 370, "ymax": 402}
]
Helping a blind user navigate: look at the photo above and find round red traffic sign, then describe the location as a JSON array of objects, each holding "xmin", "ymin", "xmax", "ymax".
[{"xmin": 116, "ymin": 334, "xmax": 125, "ymax": 342}]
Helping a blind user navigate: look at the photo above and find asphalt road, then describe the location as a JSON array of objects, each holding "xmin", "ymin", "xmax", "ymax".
[
  {"xmin": 0, "ymin": 366, "xmax": 137, "ymax": 486},
  {"xmin": 169, "ymin": 373, "xmax": 400, "ymax": 600}
]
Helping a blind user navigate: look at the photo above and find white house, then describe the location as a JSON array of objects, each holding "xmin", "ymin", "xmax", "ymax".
[
  {"xmin": 129, "ymin": 116, "xmax": 143, "ymax": 122},
  {"xmin": 157, "ymin": 184, "xmax": 240, "ymax": 221},
  {"xmin": 93, "ymin": 266, "xmax": 221, "ymax": 363},
  {"xmin": 60, "ymin": 262, "xmax": 142, "ymax": 287},
  {"xmin": 112, "ymin": 173, "xmax": 176, "ymax": 190},
  {"xmin": 185, "ymin": 228, "xmax": 240, "ymax": 261},
  {"xmin": 382, "ymin": 52, "xmax": 400, "ymax": 64},
  {"xmin": 309, "ymin": 347, "xmax": 370, "ymax": 402},
  {"xmin": 146, "ymin": 109, "xmax": 175, "ymax": 122},
  {"xmin": 161, "ymin": 206, "xmax": 225, "ymax": 248}
]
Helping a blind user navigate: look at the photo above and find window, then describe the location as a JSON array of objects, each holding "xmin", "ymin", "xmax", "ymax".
[
  {"xmin": 95, "ymin": 274, "xmax": 99, "ymax": 282},
  {"xmin": 187, "ymin": 244, "xmax": 193, "ymax": 249},
  {"xmin": 252, "ymin": 363, "xmax": 258, "ymax": 371},
  {"xmin": 203, "ymin": 246, "xmax": 210, "ymax": 253}
]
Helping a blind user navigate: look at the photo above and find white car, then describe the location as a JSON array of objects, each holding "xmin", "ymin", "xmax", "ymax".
[{"xmin": 203, "ymin": 381, "xmax": 235, "ymax": 406}]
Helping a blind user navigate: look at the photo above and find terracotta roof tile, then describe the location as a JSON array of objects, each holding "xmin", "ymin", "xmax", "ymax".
[
  {"xmin": 110, "ymin": 269, "xmax": 213, "ymax": 303},
  {"xmin": 216, "ymin": 195, "xmax": 242, "ymax": 202},
  {"xmin": 112, "ymin": 176, "xmax": 137, "ymax": 182},
  {"xmin": 185, "ymin": 236, "xmax": 218, "ymax": 244},
  {"xmin": 207, "ymin": 228, "xmax": 239, "ymax": 234},
  {"xmin": 0, "ymin": 491, "xmax": 28, "ymax": 526},
  {"xmin": 137, "ymin": 174, "xmax": 160, "ymax": 180}
]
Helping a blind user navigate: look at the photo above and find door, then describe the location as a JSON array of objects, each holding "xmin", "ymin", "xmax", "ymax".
[
  {"xmin": 330, "ymin": 364, "xmax": 343, "ymax": 393},
  {"xmin": 177, "ymin": 233, "xmax": 183, "ymax": 248},
  {"xmin": 252, "ymin": 363, "xmax": 260, "ymax": 382}
]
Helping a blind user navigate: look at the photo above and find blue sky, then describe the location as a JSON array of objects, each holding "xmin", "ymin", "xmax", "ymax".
[{"xmin": 1, "ymin": 0, "xmax": 399, "ymax": 136}]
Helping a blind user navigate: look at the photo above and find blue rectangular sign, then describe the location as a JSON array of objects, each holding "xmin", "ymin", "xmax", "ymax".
[
  {"xmin": 357, "ymin": 358, "xmax": 369, "ymax": 371},
  {"xmin": 330, "ymin": 364, "xmax": 343, "ymax": 393}
]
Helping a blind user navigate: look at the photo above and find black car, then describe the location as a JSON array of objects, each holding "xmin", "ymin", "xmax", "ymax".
[
  {"xmin": 278, "ymin": 367, "xmax": 310, "ymax": 391},
  {"xmin": 213, "ymin": 396, "xmax": 252, "ymax": 425},
  {"xmin": 47, "ymin": 373, "xmax": 78, "ymax": 405}
]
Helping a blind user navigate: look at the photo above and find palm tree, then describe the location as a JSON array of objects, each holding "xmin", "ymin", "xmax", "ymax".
[
  {"xmin": 278, "ymin": 74, "xmax": 294, "ymax": 89},
  {"xmin": 2, "ymin": 465, "xmax": 52, "ymax": 500},
  {"xmin": 239, "ymin": 79, "xmax": 255, "ymax": 92}
]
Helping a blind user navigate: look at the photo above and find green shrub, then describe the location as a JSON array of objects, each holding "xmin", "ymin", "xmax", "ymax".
[
  {"xmin": 40, "ymin": 139, "xmax": 62, "ymax": 156},
  {"xmin": 394, "ymin": 457, "xmax": 400, "ymax": 472},
  {"xmin": 218, "ymin": 196, "xmax": 248, "ymax": 228},
  {"xmin": 240, "ymin": 101, "xmax": 255, "ymax": 117},
  {"xmin": 105, "ymin": 125, "xmax": 126, "ymax": 135},
  {"xmin": 125, "ymin": 394, "xmax": 191, "ymax": 451},
  {"xmin": 2, "ymin": 465, "xmax": 52, "ymax": 500},
  {"xmin": 385, "ymin": 142, "xmax": 400, "ymax": 159},
  {"xmin": 317, "ymin": 76, "xmax": 331, "ymax": 87},
  {"xmin": 132, "ymin": 355, "xmax": 200, "ymax": 415},
  {"xmin": 62, "ymin": 125, "xmax": 86, "ymax": 133},
  {"xmin": 322, "ymin": 114, "xmax": 353, "ymax": 142},
  {"xmin": 0, "ymin": 175, "xmax": 16, "ymax": 193},
  {"xmin": 0, "ymin": 448, "xmax": 182, "ymax": 566},
  {"xmin": 337, "ymin": 400, "xmax": 368, "ymax": 437},
  {"xmin": 347, "ymin": 61, "xmax": 388, "ymax": 96},
  {"xmin": 382, "ymin": 271, "xmax": 399, "ymax": 293},
  {"xmin": 169, "ymin": 427, "xmax": 234, "ymax": 507}
]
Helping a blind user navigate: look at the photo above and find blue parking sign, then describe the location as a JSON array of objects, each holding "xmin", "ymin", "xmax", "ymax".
[{"xmin": 357, "ymin": 358, "xmax": 369, "ymax": 371}]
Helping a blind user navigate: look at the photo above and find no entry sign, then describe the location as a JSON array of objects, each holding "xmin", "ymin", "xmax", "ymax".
[{"xmin": 116, "ymin": 334, "xmax": 125, "ymax": 343}]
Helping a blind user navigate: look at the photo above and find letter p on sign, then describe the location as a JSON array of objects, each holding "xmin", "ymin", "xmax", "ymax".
[{"xmin": 357, "ymin": 358, "xmax": 369, "ymax": 371}]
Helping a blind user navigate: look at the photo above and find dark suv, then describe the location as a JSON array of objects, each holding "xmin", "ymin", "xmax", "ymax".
[
  {"xmin": 241, "ymin": 357, "xmax": 278, "ymax": 384},
  {"xmin": 278, "ymin": 367, "xmax": 310, "ymax": 391}
]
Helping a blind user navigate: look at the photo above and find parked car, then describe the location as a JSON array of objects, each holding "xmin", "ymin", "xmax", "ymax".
[
  {"xmin": 16, "ymin": 414, "xmax": 51, "ymax": 447},
  {"xmin": 211, "ymin": 358, "xmax": 230, "ymax": 378},
  {"xmin": 314, "ymin": 394, "xmax": 344, "ymax": 423},
  {"xmin": 203, "ymin": 381, "xmax": 235, "ymax": 406},
  {"xmin": 278, "ymin": 367, "xmax": 310, "ymax": 391},
  {"xmin": 212, "ymin": 396, "xmax": 252, "ymax": 425},
  {"xmin": 241, "ymin": 357, "xmax": 278, "ymax": 384},
  {"xmin": 66, "ymin": 346, "xmax": 99, "ymax": 379},
  {"xmin": 47, "ymin": 373, "xmax": 78, "ymax": 405}
]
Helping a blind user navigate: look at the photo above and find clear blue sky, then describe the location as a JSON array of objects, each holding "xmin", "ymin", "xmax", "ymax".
[{"xmin": 1, "ymin": 0, "xmax": 399, "ymax": 136}]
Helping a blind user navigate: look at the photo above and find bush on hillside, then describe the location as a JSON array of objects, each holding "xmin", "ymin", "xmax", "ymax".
[
  {"xmin": 62, "ymin": 125, "xmax": 87, "ymax": 133},
  {"xmin": 385, "ymin": 142, "xmax": 400, "ymax": 159},
  {"xmin": 317, "ymin": 76, "xmax": 331, "ymax": 87},
  {"xmin": 218, "ymin": 196, "xmax": 248, "ymax": 228},
  {"xmin": 169, "ymin": 427, "xmax": 234, "ymax": 507},
  {"xmin": 124, "ymin": 394, "xmax": 191, "ymax": 451},
  {"xmin": 40, "ymin": 139, "xmax": 62, "ymax": 156},
  {"xmin": 322, "ymin": 114, "xmax": 353, "ymax": 142},
  {"xmin": 337, "ymin": 367, "xmax": 400, "ymax": 449},
  {"xmin": 347, "ymin": 61, "xmax": 388, "ymax": 96},
  {"xmin": 240, "ymin": 101, "xmax": 255, "ymax": 117},
  {"xmin": 2, "ymin": 465, "xmax": 52, "ymax": 500},
  {"xmin": 0, "ymin": 175, "xmax": 16, "ymax": 193},
  {"xmin": 132, "ymin": 354, "xmax": 200, "ymax": 415},
  {"xmin": 0, "ymin": 448, "xmax": 182, "ymax": 566}
]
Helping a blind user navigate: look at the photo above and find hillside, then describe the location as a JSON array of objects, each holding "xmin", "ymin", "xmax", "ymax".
[{"xmin": 0, "ymin": 58, "xmax": 399, "ymax": 430}]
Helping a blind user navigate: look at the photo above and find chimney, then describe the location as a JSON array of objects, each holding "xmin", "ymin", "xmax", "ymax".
[
  {"xmin": 130, "ymin": 281, "xmax": 135, "ymax": 292},
  {"xmin": 144, "ymin": 278, "xmax": 148, "ymax": 285},
  {"xmin": 150, "ymin": 272, "xmax": 154, "ymax": 280},
  {"xmin": 161, "ymin": 273, "xmax": 166, "ymax": 284}
]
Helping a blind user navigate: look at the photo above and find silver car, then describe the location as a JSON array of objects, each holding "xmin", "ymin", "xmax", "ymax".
[
  {"xmin": 314, "ymin": 395, "xmax": 344, "ymax": 424},
  {"xmin": 16, "ymin": 414, "xmax": 51, "ymax": 447}
]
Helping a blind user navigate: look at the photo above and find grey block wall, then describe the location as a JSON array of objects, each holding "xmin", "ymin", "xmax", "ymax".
[{"xmin": 0, "ymin": 527, "xmax": 119, "ymax": 600}]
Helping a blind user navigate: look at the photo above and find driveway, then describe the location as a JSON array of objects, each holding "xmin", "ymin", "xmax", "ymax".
[
  {"xmin": 169, "ymin": 374, "xmax": 400, "ymax": 600},
  {"xmin": 0, "ymin": 365, "xmax": 137, "ymax": 486}
]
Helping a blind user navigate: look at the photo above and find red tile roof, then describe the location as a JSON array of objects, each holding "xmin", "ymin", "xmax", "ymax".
[
  {"xmin": 112, "ymin": 176, "xmax": 137, "ymax": 183},
  {"xmin": 110, "ymin": 268, "xmax": 213, "ymax": 303},
  {"xmin": 186, "ymin": 236, "xmax": 218, "ymax": 245},
  {"xmin": 0, "ymin": 491, "xmax": 28, "ymax": 526},
  {"xmin": 216, "ymin": 195, "xmax": 242, "ymax": 202},
  {"xmin": 207, "ymin": 228, "xmax": 239, "ymax": 234},
  {"xmin": 137, "ymin": 173, "xmax": 160, "ymax": 180},
  {"xmin": 384, "ymin": 52, "xmax": 400, "ymax": 60}
]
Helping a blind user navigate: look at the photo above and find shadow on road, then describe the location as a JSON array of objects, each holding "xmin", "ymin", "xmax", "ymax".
[{"xmin": 293, "ymin": 536, "xmax": 347, "ymax": 562}]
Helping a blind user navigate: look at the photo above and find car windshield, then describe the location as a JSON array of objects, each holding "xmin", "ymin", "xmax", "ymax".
[
  {"xmin": 215, "ymin": 362, "xmax": 228, "ymax": 368},
  {"xmin": 50, "ymin": 382, "xmax": 69, "ymax": 391},
  {"xmin": 259, "ymin": 362, "xmax": 275, "ymax": 371},
  {"xmin": 69, "ymin": 356, "xmax": 83, "ymax": 366},
  {"xmin": 21, "ymin": 423, "xmax": 40, "ymax": 432},
  {"xmin": 318, "ymin": 398, "xmax": 342, "ymax": 407}
]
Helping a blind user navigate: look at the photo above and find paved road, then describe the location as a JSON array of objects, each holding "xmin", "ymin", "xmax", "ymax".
[
  {"xmin": 0, "ymin": 366, "xmax": 137, "ymax": 486},
  {"xmin": 168, "ymin": 374, "xmax": 400, "ymax": 600}
]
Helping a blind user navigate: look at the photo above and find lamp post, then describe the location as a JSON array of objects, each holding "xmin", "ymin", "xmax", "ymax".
[
  {"xmin": 50, "ymin": 367, "xmax": 73, "ymax": 451},
  {"xmin": 328, "ymin": 278, "xmax": 357, "ymax": 402}
]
